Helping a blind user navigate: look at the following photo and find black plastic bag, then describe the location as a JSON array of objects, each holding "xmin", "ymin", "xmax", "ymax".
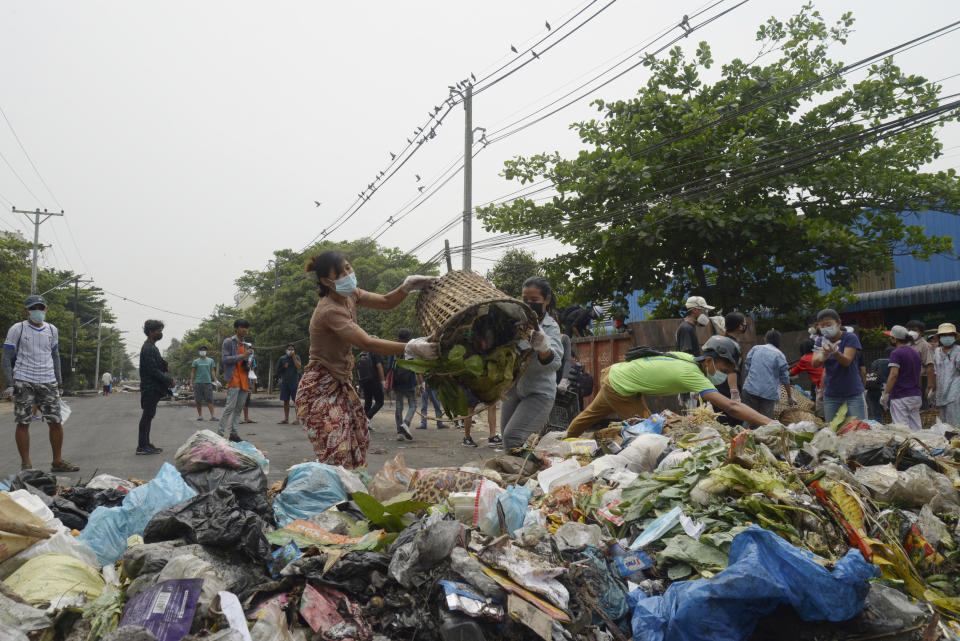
[
  {"xmin": 143, "ymin": 487, "xmax": 270, "ymax": 562},
  {"xmin": 182, "ymin": 467, "xmax": 273, "ymax": 523},
  {"xmin": 50, "ymin": 496, "xmax": 89, "ymax": 530},
  {"xmin": 62, "ymin": 486, "xmax": 127, "ymax": 513},
  {"xmin": 10, "ymin": 469, "xmax": 57, "ymax": 496},
  {"xmin": 305, "ymin": 551, "xmax": 391, "ymax": 595},
  {"xmin": 847, "ymin": 445, "xmax": 896, "ymax": 467}
]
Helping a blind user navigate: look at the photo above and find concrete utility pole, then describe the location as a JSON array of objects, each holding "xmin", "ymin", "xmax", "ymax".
[
  {"xmin": 13, "ymin": 208, "xmax": 64, "ymax": 294},
  {"xmin": 69, "ymin": 276, "xmax": 93, "ymax": 389},
  {"xmin": 93, "ymin": 308, "xmax": 103, "ymax": 391},
  {"xmin": 267, "ymin": 259, "xmax": 282, "ymax": 394},
  {"xmin": 444, "ymin": 239, "xmax": 453, "ymax": 273},
  {"xmin": 462, "ymin": 85, "xmax": 473, "ymax": 271}
]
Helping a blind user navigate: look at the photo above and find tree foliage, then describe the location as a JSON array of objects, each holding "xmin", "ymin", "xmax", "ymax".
[
  {"xmin": 167, "ymin": 238, "xmax": 437, "ymax": 380},
  {"xmin": 478, "ymin": 4, "xmax": 960, "ymax": 318},
  {"xmin": 486, "ymin": 248, "xmax": 542, "ymax": 298}
]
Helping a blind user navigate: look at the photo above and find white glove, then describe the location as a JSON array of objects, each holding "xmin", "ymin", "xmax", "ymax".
[
  {"xmin": 247, "ymin": 350, "xmax": 255, "ymax": 360},
  {"xmin": 730, "ymin": 389, "xmax": 741, "ymax": 403},
  {"xmin": 928, "ymin": 388, "xmax": 937, "ymax": 404},
  {"xmin": 3, "ymin": 387, "xmax": 13, "ymax": 398},
  {"xmin": 404, "ymin": 337, "xmax": 438, "ymax": 360},
  {"xmin": 530, "ymin": 329, "xmax": 550, "ymax": 353},
  {"xmin": 558, "ymin": 379, "xmax": 570, "ymax": 392},
  {"xmin": 382, "ymin": 380, "xmax": 388, "ymax": 391},
  {"xmin": 880, "ymin": 393, "xmax": 890, "ymax": 409},
  {"xmin": 401, "ymin": 275, "xmax": 438, "ymax": 293},
  {"xmin": 821, "ymin": 341, "xmax": 838, "ymax": 355}
]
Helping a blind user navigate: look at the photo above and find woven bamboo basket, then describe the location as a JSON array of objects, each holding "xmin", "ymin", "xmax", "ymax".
[
  {"xmin": 778, "ymin": 407, "xmax": 819, "ymax": 425},
  {"xmin": 882, "ymin": 408, "xmax": 941, "ymax": 429},
  {"xmin": 773, "ymin": 384, "xmax": 815, "ymax": 418},
  {"xmin": 415, "ymin": 270, "xmax": 538, "ymax": 344}
]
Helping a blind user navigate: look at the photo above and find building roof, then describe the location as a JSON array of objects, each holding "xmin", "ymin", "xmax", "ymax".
[{"xmin": 843, "ymin": 280, "xmax": 960, "ymax": 312}]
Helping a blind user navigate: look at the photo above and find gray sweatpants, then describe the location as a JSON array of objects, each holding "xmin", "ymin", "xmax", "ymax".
[
  {"xmin": 501, "ymin": 387, "xmax": 556, "ymax": 450},
  {"xmin": 218, "ymin": 386, "xmax": 249, "ymax": 437}
]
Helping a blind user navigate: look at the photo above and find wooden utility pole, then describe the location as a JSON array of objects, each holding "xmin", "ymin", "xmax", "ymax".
[
  {"xmin": 444, "ymin": 239, "xmax": 453, "ymax": 272},
  {"xmin": 13, "ymin": 208, "xmax": 64, "ymax": 294}
]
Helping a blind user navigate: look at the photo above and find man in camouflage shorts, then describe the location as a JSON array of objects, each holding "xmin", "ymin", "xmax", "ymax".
[{"xmin": 2, "ymin": 294, "xmax": 79, "ymax": 472}]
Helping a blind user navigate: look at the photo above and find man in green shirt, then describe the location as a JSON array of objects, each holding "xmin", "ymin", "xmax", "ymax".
[
  {"xmin": 190, "ymin": 345, "xmax": 219, "ymax": 421},
  {"xmin": 565, "ymin": 336, "xmax": 773, "ymax": 437}
]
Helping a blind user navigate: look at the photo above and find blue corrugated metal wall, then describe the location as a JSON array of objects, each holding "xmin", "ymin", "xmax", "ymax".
[{"xmin": 893, "ymin": 210, "xmax": 960, "ymax": 287}]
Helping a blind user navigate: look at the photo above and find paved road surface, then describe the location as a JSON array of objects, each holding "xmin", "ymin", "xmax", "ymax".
[{"xmin": 0, "ymin": 392, "xmax": 503, "ymax": 484}]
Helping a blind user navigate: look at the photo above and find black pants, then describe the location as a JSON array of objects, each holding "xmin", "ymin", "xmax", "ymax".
[
  {"xmin": 139, "ymin": 392, "xmax": 162, "ymax": 448},
  {"xmin": 361, "ymin": 379, "xmax": 384, "ymax": 419}
]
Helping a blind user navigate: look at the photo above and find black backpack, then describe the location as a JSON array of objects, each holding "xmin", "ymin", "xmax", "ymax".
[
  {"xmin": 356, "ymin": 352, "xmax": 375, "ymax": 382},
  {"xmin": 625, "ymin": 346, "xmax": 684, "ymax": 362},
  {"xmin": 569, "ymin": 362, "xmax": 594, "ymax": 396}
]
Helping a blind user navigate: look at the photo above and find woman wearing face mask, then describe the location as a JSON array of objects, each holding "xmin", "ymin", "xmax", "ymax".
[
  {"xmin": 298, "ymin": 250, "xmax": 438, "ymax": 468},
  {"xmin": 811, "ymin": 308, "xmax": 866, "ymax": 421},
  {"xmin": 932, "ymin": 323, "xmax": 960, "ymax": 427},
  {"xmin": 499, "ymin": 277, "xmax": 565, "ymax": 450}
]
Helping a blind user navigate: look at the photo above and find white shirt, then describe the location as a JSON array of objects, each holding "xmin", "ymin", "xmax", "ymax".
[
  {"xmin": 102, "ymin": 372, "xmax": 112, "ymax": 385},
  {"xmin": 3, "ymin": 321, "xmax": 59, "ymax": 384}
]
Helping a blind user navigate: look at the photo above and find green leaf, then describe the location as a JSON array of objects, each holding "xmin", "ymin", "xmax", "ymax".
[
  {"xmin": 447, "ymin": 344, "xmax": 466, "ymax": 362},
  {"xmin": 397, "ymin": 359, "xmax": 437, "ymax": 374},
  {"xmin": 464, "ymin": 355, "xmax": 484, "ymax": 377},
  {"xmin": 667, "ymin": 562, "xmax": 694, "ymax": 580},
  {"xmin": 828, "ymin": 403, "xmax": 848, "ymax": 432},
  {"xmin": 352, "ymin": 492, "xmax": 428, "ymax": 532}
]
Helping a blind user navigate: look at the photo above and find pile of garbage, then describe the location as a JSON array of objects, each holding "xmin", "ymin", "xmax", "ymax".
[{"xmin": 3, "ymin": 413, "xmax": 960, "ymax": 641}]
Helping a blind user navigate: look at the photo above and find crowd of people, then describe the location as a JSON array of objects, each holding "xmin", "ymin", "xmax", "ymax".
[{"xmin": 4, "ymin": 265, "xmax": 959, "ymax": 473}]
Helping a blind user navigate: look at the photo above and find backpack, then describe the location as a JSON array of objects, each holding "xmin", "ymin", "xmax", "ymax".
[
  {"xmin": 569, "ymin": 362, "xmax": 594, "ymax": 396},
  {"xmin": 625, "ymin": 346, "xmax": 685, "ymax": 362},
  {"xmin": 388, "ymin": 356, "xmax": 416, "ymax": 390},
  {"xmin": 356, "ymin": 352, "xmax": 375, "ymax": 382}
]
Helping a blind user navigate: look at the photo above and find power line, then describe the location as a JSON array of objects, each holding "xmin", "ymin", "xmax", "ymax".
[
  {"xmin": 0, "ymin": 104, "xmax": 62, "ymax": 208},
  {"xmin": 100, "ymin": 289, "xmax": 205, "ymax": 320}
]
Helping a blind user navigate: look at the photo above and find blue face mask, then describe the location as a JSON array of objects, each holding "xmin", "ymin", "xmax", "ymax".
[
  {"xmin": 334, "ymin": 272, "xmax": 357, "ymax": 296},
  {"xmin": 941, "ymin": 336, "xmax": 956, "ymax": 347},
  {"xmin": 821, "ymin": 325, "xmax": 840, "ymax": 339},
  {"xmin": 706, "ymin": 362, "xmax": 728, "ymax": 385},
  {"xmin": 29, "ymin": 309, "xmax": 45, "ymax": 323}
]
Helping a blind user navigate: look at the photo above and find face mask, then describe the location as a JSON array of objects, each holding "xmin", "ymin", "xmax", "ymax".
[
  {"xmin": 907, "ymin": 331, "xmax": 919, "ymax": 341},
  {"xmin": 526, "ymin": 302, "xmax": 544, "ymax": 318},
  {"xmin": 697, "ymin": 314, "xmax": 710, "ymax": 327},
  {"xmin": 808, "ymin": 327, "xmax": 817, "ymax": 336},
  {"xmin": 706, "ymin": 362, "xmax": 728, "ymax": 385},
  {"xmin": 157, "ymin": 332, "xmax": 163, "ymax": 341},
  {"xmin": 334, "ymin": 272, "xmax": 357, "ymax": 296},
  {"xmin": 287, "ymin": 350, "xmax": 294, "ymax": 356},
  {"xmin": 821, "ymin": 325, "xmax": 839, "ymax": 339},
  {"xmin": 199, "ymin": 351, "xmax": 207, "ymax": 357},
  {"xmin": 941, "ymin": 336, "xmax": 956, "ymax": 347},
  {"xmin": 28, "ymin": 309, "xmax": 45, "ymax": 323}
]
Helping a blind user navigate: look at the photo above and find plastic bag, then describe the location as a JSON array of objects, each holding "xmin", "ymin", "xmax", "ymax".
[
  {"xmin": 182, "ymin": 467, "xmax": 271, "ymax": 521},
  {"xmin": 0, "ymin": 588, "xmax": 51, "ymax": 632},
  {"xmin": 78, "ymin": 462, "xmax": 197, "ymax": 566},
  {"xmin": 272, "ymin": 463, "xmax": 348, "ymax": 527},
  {"xmin": 479, "ymin": 485, "xmax": 531, "ymax": 537},
  {"xmin": 855, "ymin": 463, "xmax": 960, "ymax": 509},
  {"xmin": 59, "ymin": 399, "xmax": 71, "ymax": 424},
  {"xmin": 617, "ymin": 433, "xmax": 670, "ymax": 473},
  {"xmin": 536, "ymin": 458, "xmax": 580, "ymax": 495},
  {"xmin": 628, "ymin": 525, "xmax": 878, "ymax": 641},
  {"xmin": 555, "ymin": 522, "xmax": 603, "ymax": 552},
  {"xmin": 120, "ymin": 579, "xmax": 202, "ymax": 641},
  {"xmin": 0, "ymin": 528, "xmax": 98, "ymax": 579},
  {"xmin": 249, "ymin": 600, "xmax": 294, "ymax": 641},
  {"xmin": 86, "ymin": 474, "xmax": 136, "ymax": 492},
  {"xmin": 368, "ymin": 453, "xmax": 414, "ymax": 502},
  {"xmin": 534, "ymin": 431, "xmax": 567, "ymax": 457},
  {"xmin": 333, "ymin": 466, "xmax": 367, "ymax": 495},
  {"xmin": 156, "ymin": 554, "xmax": 226, "ymax": 618},
  {"xmin": 232, "ymin": 441, "xmax": 269, "ymax": 475},
  {"xmin": 622, "ymin": 414, "xmax": 665, "ymax": 441},
  {"xmin": 0, "ymin": 492, "xmax": 49, "ymax": 563},
  {"xmin": 655, "ymin": 450, "xmax": 692, "ymax": 472},
  {"xmin": 3, "ymin": 553, "xmax": 106, "ymax": 606},
  {"xmin": 472, "ymin": 479, "xmax": 505, "ymax": 529},
  {"xmin": 173, "ymin": 430, "xmax": 263, "ymax": 474}
]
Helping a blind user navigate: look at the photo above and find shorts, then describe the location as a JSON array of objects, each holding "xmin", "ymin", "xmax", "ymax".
[
  {"xmin": 280, "ymin": 382, "xmax": 298, "ymax": 402},
  {"xmin": 14, "ymin": 380, "xmax": 61, "ymax": 424},
  {"xmin": 464, "ymin": 389, "xmax": 482, "ymax": 408},
  {"xmin": 194, "ymin": 382, "xmax": 213, "ymax": 404}
]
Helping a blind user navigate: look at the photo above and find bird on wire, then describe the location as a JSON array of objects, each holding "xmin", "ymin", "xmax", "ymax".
[
  {"xmin": 545, "ymin": 20, "xmax": 551, "ymax": 30},
  {"xmin": 510, "ymin": 45, "xmax": 518, "ymax": 53},
  {"xmin": 314, "ymin": 201, "xmax": 322, "ymax": 207}
]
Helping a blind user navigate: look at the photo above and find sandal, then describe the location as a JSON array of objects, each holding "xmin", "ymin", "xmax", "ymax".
[
  {"xmin": 51, "ymin": 459, "xmax": 79, "ymax": 472},
  {"xmin": 278, "ymin": 420, "xmax": 289, "ymax": 424}
]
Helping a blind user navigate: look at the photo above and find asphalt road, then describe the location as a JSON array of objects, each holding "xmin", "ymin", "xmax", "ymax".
[{"xmin": 0, "ymin": 391, "xmax": 502, "ymax": 484}]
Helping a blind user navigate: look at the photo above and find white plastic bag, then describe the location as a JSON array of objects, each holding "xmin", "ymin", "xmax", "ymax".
[
  {"xmin": 58, "ymin": 400, "xmax": 71, "ymax": 424},
  {"xmin": 617, "ymin": 433, "xmax": 670, "ymax": 473}
]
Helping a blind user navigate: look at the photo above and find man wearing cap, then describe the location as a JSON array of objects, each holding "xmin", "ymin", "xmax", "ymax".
[
  {"xmin": 676, "ymin": 296, "xmax": 713, "ymax": 410},
  {"xmin": 881, "ymin": 325, "xmax": 923, "ymax": 430},
  {"xmin": 2, "ymin": 295, "xmax": 79, "ymax": 472},
  {"xmin": 933, "ymin": 323, "xmax": 960, "ymax": 427},
  {"xmin": 564, "ymin": 336, "xmax": 773, "ymax": 438},
  {"xmin": 562, "ymin": 305, "xmax": 603, "ymax": 338},
  {"xmin": 905, "ymin": 320, "xmax": 936, "ymax": 407}
]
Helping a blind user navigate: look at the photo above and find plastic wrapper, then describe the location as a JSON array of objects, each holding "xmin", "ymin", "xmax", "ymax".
[
  {"xmin": 3, "ymin": 553, "xmax": 106, "ymax": 607},
  {"xmin": 439, "ymin": 580, "xmax": 504, "ymax": 620},
  {"xmin": 78, "ymin": 462, "xmax": 197, "ymax": 566},
  {"xmin": 554, "ymin": 522, "xmax": 603, "ymax": 552},
  {"xmin": 367, "ymin": 453, "xmax": 414, "ymax": 502},
  {"xmin": 120, "ymin": 579, "xmax": 202, "ymax": 641},
  {"xmin": 272, "ymin": 463, "xmax": 347, "ymax": 527},
  {"xmin": 409, "ymin": 468, "xmax": 486, "ymax": 505},
  {"xmin": 854, "ymin": 463, "xmax": 960, "ymax": 509},
  {"xmin": 86, "ymin": 475, "xmax": 135, "ymax": 492},
  {"xmin": 155, "ymin": 554, "xmax": 226, "ymax": 618},
  {"xmin": 478, "ymin": 537, "xmax": 569, "ymax": 610},
  {"xmin": 173, "ymin": 430, "xmax": 263, "ymax": 474},
  {"xmin": 0, "ymin": 590, "xmax": 52, "ymax": 632}
]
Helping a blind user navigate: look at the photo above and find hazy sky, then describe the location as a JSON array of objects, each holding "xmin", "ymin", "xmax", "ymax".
[{"xmin": 1, "ymin": 1, "xmax": 957, "ymax": 358}]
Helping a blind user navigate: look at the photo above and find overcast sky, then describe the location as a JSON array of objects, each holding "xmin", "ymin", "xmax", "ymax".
[{"xmin": 1, "ymin": 1, "xmax": 958, "ymax": 358}]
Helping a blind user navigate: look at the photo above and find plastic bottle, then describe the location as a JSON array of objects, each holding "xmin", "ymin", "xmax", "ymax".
[{"xmin": 608, "ymin": 541, "xmax": 653, "ymax": 581}]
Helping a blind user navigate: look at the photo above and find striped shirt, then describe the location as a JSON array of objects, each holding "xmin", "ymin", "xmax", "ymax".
[{"xmin": 3, "ymin": 321, "xmax": 59, "ymax": 384}]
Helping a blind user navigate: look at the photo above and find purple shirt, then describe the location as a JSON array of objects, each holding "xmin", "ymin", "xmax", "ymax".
[{"xmin": 889, "ymin": 345, "xmax": 922, "ymax": 399}]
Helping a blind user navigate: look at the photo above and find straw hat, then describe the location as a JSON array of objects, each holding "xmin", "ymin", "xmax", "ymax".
[{"xmin": 936, "ymin": 322, "xmax": 958, "ymax": 336}]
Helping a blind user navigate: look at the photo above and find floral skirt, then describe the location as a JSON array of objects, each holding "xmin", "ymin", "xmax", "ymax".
[{"xmin": 296, "ymin": 363, "xmax": 370, "ymax": 469}]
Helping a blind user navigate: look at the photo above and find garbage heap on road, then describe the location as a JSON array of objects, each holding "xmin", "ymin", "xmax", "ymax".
[{"xmin": 3, "ymin": 408, "xmax": 960, "ymax": 641}]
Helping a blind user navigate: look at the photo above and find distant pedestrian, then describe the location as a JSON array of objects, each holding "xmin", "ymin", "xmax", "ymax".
[
  {"xmin": 813, "ymin": 309, "xmax": 866, "ymax": 421},
  {"xmin": 676, "ymin": 296, "xmax": 713, "ymax": 357},
  {"xmin": 2, "ymin": 294, "xmax": 78, "ymax": 471},
  {"xmin": 101, "ymin": 371, "xmax": 112, "ymax": 395},
  {"xmin": 741, "ymin": 330, "xmax": 794, "ymax": 426},
  {"xmin": 138, "ymin": 319, "xmax": 174, "ymax": 455},
  {"xmin": 790, "ymin": 339, "xmax": 823, "ymax": 399},
  {"xmin": 276, "ymin": 344, "xmax": 302, "ymax": 424},
  {"xmin": 865, "ymin": 347, "xmax": 894, "ymax": 421},
  {"xmin": 388, "ymin": 329, "xmax": 419, "ymax": 441},
  {"xmin": 560, "ymin": 305, "xmax": 603, "ymax": 337},
  {"xmin": 219, "ymin": 319, "xmax": 253, "ymax": 442},
  {"xmin": 906, "ymin": 320, "xmax": 937, "ymax": 407},
  {"xmin": 416, "ymin": 379, "xmax": 448, "ymax": 430},
  {"xmin": 356, "ymin": 348, "xmax": 386, "ymax": 421},
  {"xmin": 190, "ymin": 345, "xmax": 218, "ymax": 421},
  {"xmin": 932, "ymin": 323, "xmax": 960, "ymax": 427},
  {"xmin": 881, "ymin": 325, "xmax": 923, "ymax": 430}
]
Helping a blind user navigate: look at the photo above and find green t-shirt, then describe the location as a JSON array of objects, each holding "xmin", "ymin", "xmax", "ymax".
[
  {"xmin": 607, "ymin": 352, "xmax": 716, "ymax": 398},
  {"xmin": 192, "ymin": 357, "xmax": 215, "ymax": 384}
]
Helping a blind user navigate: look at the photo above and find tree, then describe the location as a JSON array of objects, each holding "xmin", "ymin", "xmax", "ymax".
[
  {"xmin": 478, "ymin": 4, "xmax": 960, "ymax": 318},
  {"xmin": 486, "ymin": 248, "xmax": 542, "ymax": 298}
]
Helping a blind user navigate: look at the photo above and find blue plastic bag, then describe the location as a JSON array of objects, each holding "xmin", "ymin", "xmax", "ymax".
[
  {"xmin": 480, "ymin": 485, "xmax": 532, "ymax": 537},
  {"xmin": 622, "ymin": 414, "xmax": 665, "ymax": 444},
  {"xmin": 78, "ymin": 462, "xmax": 197, "ymax": 565},
  {"xmin": 627, "ymin": 525, "xmax": 878, "ymax": 641},
  {"xmin": 233, "ymin": 440, "xmax": 270, "ymax": 474},
  {"xmin": 272, "ymin": 463, "xmax": 348, "ymax": 527}
]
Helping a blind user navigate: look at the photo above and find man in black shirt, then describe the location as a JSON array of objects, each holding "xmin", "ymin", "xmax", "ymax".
[
  {"xmin": 561, "ymin": 305, "xmax": 603, "ymax": 337},
  {"xmin": 676, "ymin": 296, "xmax": 714, "ymax": 357},
  {"xmin": 276, "ymin": 344, "xmax": 302, "ymax": 424},
  {"xmin": 356, "ymin": 348, "xmax": 386, "ymax": 421}
]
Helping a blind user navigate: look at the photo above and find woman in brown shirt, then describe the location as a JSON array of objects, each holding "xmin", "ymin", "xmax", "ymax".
[{"xmin": 296, "ymin": 250, "xmax": 436, "ymax": 468}]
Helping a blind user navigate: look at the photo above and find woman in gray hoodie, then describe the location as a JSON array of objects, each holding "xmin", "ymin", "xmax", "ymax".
[{"xmin": 501, "ymin": 277, "xmax": 565, "ymax": 450}]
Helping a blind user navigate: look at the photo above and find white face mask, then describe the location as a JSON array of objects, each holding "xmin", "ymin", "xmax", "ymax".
[
  {"xmin": 808, "ymin": 327, "xmax": 817, "ymax": 336},
  {"xmin": 199, "ymin": 351, "xmax": 207, "ymax": 357},
  {"xmin": 697, "ymin": 314, "xmax": 710, "ymax": 327},
  {"xmin": 287, "ymin": 350, "xmax": 294, "ymax": 356}
]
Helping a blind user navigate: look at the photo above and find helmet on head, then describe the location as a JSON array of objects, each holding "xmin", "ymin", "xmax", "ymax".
[{"xmin": 698, "ymin": 335, "xmax": 741, "ymax": 368}]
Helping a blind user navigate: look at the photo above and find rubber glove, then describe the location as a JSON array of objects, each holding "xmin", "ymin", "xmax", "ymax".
[
  {"xmin": 880, "ymin": 393, "xmax": 890, "ymax": 409},
  {"xmin": 530, "ymin": 329, "xmax": 550, "ymax": 353},
  {"xmin": 401, "ymin": 275, "xmax": 438, "ymax": 293},
  {"xmin": 404, "ymin": 337, "xmax": 438, "ymax": 359},
  {"xmin": 730, "ymin": 389, "xmax": 741, "ymax": 403}
]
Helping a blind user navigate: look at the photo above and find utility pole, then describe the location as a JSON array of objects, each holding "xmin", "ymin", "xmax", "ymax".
[
  {"xmin": 93, "ymin": 308, "xmax": 103, "ymax": 392},
  {"xmin": 69, "ymin": 276, "xmax": 93, "ymax": 390},
  {"xmin": 13, "ymin": 208, "xmax": 64, "ymax": 294},
  {"xmin": 444, "ymin": 239, "xmax": 453, "ymax": 273},
  {"xmin": 462, "ymin": 84, "xmax": 473, "ymax": 271}
]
